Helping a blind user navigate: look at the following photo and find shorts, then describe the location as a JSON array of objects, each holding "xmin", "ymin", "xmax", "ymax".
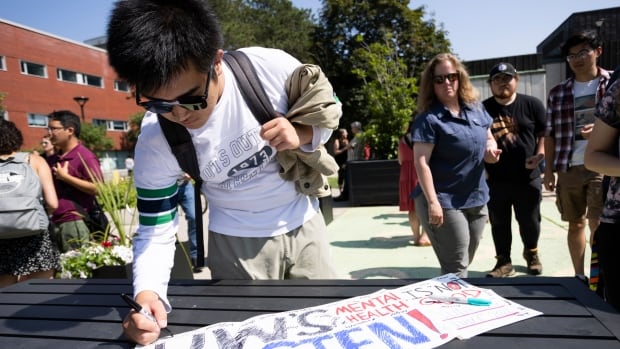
[
  {"xmin": 54, "ymin": 219, "xmax": 90, "ymax": 253},
  {"xmin": 556, "ymin": 165, "xmax": 603, "ymax": 222}
]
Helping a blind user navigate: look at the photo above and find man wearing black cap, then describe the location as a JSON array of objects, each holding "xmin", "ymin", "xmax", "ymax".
[{"xmin": 483, "ymin": 63, "xmax": 546, "ymax": 277}]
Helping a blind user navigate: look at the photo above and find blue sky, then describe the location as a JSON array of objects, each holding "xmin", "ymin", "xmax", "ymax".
[{"xmin": 1, "ymin": 0, "xmax": 618, "ymax": 61}]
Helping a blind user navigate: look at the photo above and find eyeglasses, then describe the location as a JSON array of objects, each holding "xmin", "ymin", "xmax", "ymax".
[
  {"xmin": 433, "ymin": 73, "xmax": 459, "ymax": 84},
  {"xmin": 136, "ymin": 65, "xmax": 213, "ymax": 114},
  {"xmin": 40, "ymin": 141, "xmax": 49, "ymax": 146},
  {"xmin": 47, "ymin": 126, "xmax": 65, "ymax": 132},
  {"xmin": 491, "ymin": 74, "xmax": 513, "ymax": 84},
  {"xmin": 566, "ymin": 49, "xmax": 593, "ymax": 62}
]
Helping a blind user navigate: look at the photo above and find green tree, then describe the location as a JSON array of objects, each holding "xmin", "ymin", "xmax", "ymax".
[
  {"xmin": 121, "ymin": 111, "xmax": 145, "ymax": 151},
  {"xmin": 211, "ymin": 0, "xmax": 316, "ymax": 62},
  {"xmin": 0, "ymin": 92, "xmax": 5, "ymax": 115},
  {"xmin": 313, "ymin": 0, "xmax": 450, "ymax": 129},
  {"xmin": 80, "ymin": 123, "xmax": 114, "ymax": 153},
  {"xmin": 350, "ymin": 37, "xmax": 418, "ymax": 159}
]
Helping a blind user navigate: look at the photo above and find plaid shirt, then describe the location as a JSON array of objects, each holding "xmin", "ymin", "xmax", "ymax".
[{"xmin": 544, "ymin": 67, "xmax": 611, "ymax": 172}]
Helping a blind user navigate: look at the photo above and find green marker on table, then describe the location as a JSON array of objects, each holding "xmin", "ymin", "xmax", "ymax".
[{"xmin": 429, "ymin": 295, "xmax": 492, "ymax": 306}]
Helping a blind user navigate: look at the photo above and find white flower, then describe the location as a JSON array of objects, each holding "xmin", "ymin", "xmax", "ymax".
[
  {"xmin": 113, "ymin": 246, "xmax": 134, "ymax": 263},
  {"xmin": 86, "ymin": 261, "xmax": 97, "ymax": 269},
  {"xmin": 58, "ymin": 239, "xmax": 133, "ymax": 279}
]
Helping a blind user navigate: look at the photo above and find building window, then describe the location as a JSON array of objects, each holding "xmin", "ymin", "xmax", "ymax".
[
  {"xmin": 110, "ymin": 120, "xmax": 128, "ymax": 131},
  {"xmin": 57, "ymin": 68, "xmax": 78, "ymax": 83},
  {"xmin": 28, "ymin": 113, "xmax": 49, "ymax": 127},
  {"xmin": 0, "ymin": 56, "xmax": 6, "ymax": 71},
  {"xmin": 57, "ymin": 69, "xmax": 103, "ymax": 88},
  {"xmin": 20, "ymin": 60, "xmax": 47, "ymax": 77},
  {"xmin": 114, "ymin": 80, "xmax": 130, "ymax": 92},
  {"xmin": 93, "ymin": 119, "xmax": 128, "ymax": 132},
  {"xmin": 85, "ymin": 74, "xmax": 103, "ymax": 87}
]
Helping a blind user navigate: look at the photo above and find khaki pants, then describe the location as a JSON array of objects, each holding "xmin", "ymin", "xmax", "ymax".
[{"xmin": 208, "ymin": 212, "xmax": 337, "ymax": 279}]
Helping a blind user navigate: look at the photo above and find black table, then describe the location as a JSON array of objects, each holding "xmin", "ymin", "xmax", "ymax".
[{"xmin": 0, "ymin": 277, "xmax": 619, "ymax": 348}]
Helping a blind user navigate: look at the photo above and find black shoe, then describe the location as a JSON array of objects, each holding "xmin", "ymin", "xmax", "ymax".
[
  {"xmin": 333, "ymin": 195, "xmax": 348, "ymax": 202},
  {"xmin": 576, "ymin": 274, "xmax": 589, "ymax": 286},
  {"xmin": 191, "ymin": 257, "xmax": 203, "ymax": 273}
]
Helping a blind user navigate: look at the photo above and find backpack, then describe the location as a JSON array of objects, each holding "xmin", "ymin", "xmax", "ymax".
[
  {"xmin": 0, "ymin": 152, "xmax": 49, "ymax": 239},
  {"xmin": 157, "ymin": 50, "xmax": 278, "ymax": 268}
]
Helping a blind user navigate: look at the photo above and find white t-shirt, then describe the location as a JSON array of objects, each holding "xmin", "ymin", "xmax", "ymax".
[
  {"xmin": 571, "ymin": 77, "xmax": 600, "ymax": 165},
  {"xmin": 132, "ymin": 47, "xmax": 319, "ymax": 303}
]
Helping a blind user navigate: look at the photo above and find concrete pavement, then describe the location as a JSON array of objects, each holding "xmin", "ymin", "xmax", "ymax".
[{"xmin": 181, "ymin": 188, "xmax": 586, "ymax": 280}]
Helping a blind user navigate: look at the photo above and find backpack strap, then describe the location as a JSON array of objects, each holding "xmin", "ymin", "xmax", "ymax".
[
  {"xmin": 158, "ymin": 115, "xmax": 205, "ymax": 268},
  {"xmin": 157, "ymin": 50, "xmax": 277, "ymax": 269},
  {"xmin": 0, "ymin": 152, "xmax": 28, "ymax": 164},
  {"xmin": 223, "ymin": 50, "xmax": 278, "ymax": 124}
]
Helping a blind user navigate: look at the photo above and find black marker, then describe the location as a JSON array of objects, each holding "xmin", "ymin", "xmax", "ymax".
[{"xmin": 121, "ymin": 293, "xmax": 173, "ymax": 337}]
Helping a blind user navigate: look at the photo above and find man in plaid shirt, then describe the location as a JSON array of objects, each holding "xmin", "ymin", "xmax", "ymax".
[{"xmin": 544, "ymin": 30, "xmax": 611, "ymax": 284}]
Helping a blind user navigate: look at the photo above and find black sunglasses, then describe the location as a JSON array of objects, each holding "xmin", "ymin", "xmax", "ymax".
[
  {"xmin": 136, "ymin": 65, "xmax": 213, "ymax": 114},
  {"xmin": 433, "ymin": 72, "xmax": 459, "ymax": 84}
]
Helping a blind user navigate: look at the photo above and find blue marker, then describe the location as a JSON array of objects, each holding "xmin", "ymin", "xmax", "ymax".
[{"xmin": 429, "ymin": 295, "xmax": 492, "ymax": 306}]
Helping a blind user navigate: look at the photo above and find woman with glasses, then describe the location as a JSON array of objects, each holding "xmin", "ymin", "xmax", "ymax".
[{"xmin": 411, "ymin": 53, "xmax": 501, "ymax": 277}]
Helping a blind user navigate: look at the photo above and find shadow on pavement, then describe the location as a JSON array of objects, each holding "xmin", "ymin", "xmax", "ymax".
[
  {"xmin": 350, "ymin": 266, "xmax": 441, "ymax": 279},
  {"xmin": 331, "ymin": 234, "xmax": 415, "ymax": 249}
]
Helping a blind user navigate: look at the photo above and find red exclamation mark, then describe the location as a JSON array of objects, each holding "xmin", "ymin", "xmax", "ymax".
[{"xmin": 407, "ymin": 309, "xmax": 449, "ymax": 339}]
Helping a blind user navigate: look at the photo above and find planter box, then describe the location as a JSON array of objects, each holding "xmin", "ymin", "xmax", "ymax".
[
  {"xmin": 346, "ymin": 160, "xmax": 399, "ymax": 206},
  {"xmin": 90, "ymin": 241, "xmax": 194, "ymax": 280},
  {"xmin": 92, "ymin": 264, "xmax": 132, "ymax": 279}
]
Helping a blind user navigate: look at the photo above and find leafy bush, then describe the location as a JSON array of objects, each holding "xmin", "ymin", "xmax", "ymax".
[{"xmin": 98, "ymin": 176, "xmax": 137, "ymax": 209}]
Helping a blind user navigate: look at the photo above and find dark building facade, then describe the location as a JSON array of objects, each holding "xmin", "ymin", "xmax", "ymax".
[{"xmin": 465, "ymin": 6, "xmax": 619, "ymax": 78}]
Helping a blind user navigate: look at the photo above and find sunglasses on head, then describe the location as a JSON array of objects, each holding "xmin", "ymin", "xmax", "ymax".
[
  {"xmin": 433, "ymin": 73, "xmax": 459, "ymax": 84},
  {"xmin": 136, "ymin": 65, "xmax": 213, "ymax": 114}
]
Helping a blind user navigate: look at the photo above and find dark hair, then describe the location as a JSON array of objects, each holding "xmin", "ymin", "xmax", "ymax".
[
  {"xmin": 48, "ymin": 110, "xmax": 81, "ymax": 138},
  {"xmin": 561, "ymin": 30, "xmax": 602, "ymax": 57},
  {"xmin": 106, "ymin": 0, "xmax": 224, "ymax": 95},
  {"xmin": 0, "ymin": 119, "xmax": 23, "ymax": 155}
]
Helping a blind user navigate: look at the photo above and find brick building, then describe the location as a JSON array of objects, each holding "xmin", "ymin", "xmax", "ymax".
[{"xmin": 0, "ymin": 19, "xmax": 141, "ymax": 167}]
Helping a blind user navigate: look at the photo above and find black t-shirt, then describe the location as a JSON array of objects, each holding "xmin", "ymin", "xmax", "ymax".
[{"xmin": 483, "ymin": 93, "xmax": 546, "ymax": 182}]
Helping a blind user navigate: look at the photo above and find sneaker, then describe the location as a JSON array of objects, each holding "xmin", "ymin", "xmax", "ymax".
[
  {"xmin": 486, "ymin": 256, "xmax": 515, "ymax": 278},
  {"xmin": 523, "ymin": 248, "xmax": 542, "ymax": 275}
]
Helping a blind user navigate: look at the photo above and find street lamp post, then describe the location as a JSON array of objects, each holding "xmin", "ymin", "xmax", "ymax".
[{"xmin": 73, "ymin": 96, "xmax": 89, "ymax": 121}]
